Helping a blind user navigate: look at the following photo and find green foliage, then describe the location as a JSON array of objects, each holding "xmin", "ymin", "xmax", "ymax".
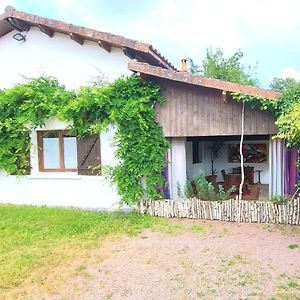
[
  {"xmin": 188, "ymin": 57, "xmax": 202, "ymax": 74},
  {"xmin": 288, "ymin": 244, "xmax": 298, "ymax": 250},
  {"xmin": 232, "ymin": 78, "xmax": 300, "ymax": 150},
  {"xmin": 214, "ymin": 185, "xmax": 237, "ymax": 201},
  {"xmin": 183, "ymin": 179, "xmax": 193, "ymax": 198},
  {"xmin": 276, "ymin": 81, "xmax": 300, "ymax": 116},
  {"xmin": 274, "ymin": 83, "xmax": 300, "ymax": 148},
  {"xmin": 276, "ymin": 104, "xmax": 300, "ymax": 148},
  {"xmin": 189, "ymin": 48, "xmax": 258, "ymax": 86},
  {"xmin": 192, "ymin": 173, "xmax": 216, "ymax": 200},
  {"xmin": 0, "ymin": 77, "xmax": 74, "ymax": 174},
  {"xmin": 180, "ymin": 173, "xmax": 235, "ymax": 201},
  {"xmin": 0, "ymin": 75, "xmax": 169, "ymax": 205},
  {"xmin": 231, "ymin": 92, "xmax": 276, "ymax": 115},
  {"xmin": 270, "ymin": 77, "xmax": 299, "ymax": 93},
  {"xmin": 108, "ymin": 77, "xmax": 169, "ymax": 204},
  {"xmin": 269, "ymin": 195, "xmax": 292, "ymax": 204},
  {"xmin": 288, "ymin": 281, "xmax": 299, "ymax": 287}
]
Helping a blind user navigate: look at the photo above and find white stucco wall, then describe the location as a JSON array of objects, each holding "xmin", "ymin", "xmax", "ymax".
[
  {"xmin": 186, "ymin": 140, "xmax": 270, "ymax": 184},
  {"xmin": 186, "ymin": 141, "xmax": 205, "ymax": 179},
  {"xmin": 0, "ymin": 119, "xmax": 123, "ymax": 210},
  {"xmin": 170, "ymin": 137, "xmax": 187, "ymax": 199},
  {"xmin": 0, "ymin": 27, "xmax": 131, "ymax": 89},
  {"xmin": 0, "ymin": 27, "xmax": 132, "ymax": 209}
]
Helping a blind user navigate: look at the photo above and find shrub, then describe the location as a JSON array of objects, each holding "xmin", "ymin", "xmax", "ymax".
[
  {"xmin": 288, "ymin": 244, "xmax": 298, "ymax": 250},
  {"xmin": 269, "ymin": 195, "xmax": 292, "ymax": 204},
  {"xmin": 178, "ymin": 173, "xmax": 235, "ymax": 201}
]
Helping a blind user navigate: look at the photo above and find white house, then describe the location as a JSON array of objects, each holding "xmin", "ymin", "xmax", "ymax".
[
  {"xmin": 0, "ymin": 6, "xmax": 174, "ymax": 209},
  {"xmin": 1, "ymin": 7, "xmax": 297, "ymax": 210}
]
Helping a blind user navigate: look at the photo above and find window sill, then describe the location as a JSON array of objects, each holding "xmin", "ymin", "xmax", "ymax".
[{"xmin": 28, "ymin": 173, "xmax": 104, "ymax": 181}]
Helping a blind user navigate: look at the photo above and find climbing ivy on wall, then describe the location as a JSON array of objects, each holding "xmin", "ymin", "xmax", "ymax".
[
  {"xmin": 231, "ymin": 82, "xmax": 300, "ymax": 149},
  {"xmin": 231, "ymin": 88, "xmax": 300, "ymax": 193},
  {"xmin": 0, "ymin": 75, "xmax": 169, "ymax": 205}
]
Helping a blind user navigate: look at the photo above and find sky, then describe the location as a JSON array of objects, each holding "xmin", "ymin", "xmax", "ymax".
[{"xmin": 1, "ymin": 0, "xmax": 300, "ymax": 88}]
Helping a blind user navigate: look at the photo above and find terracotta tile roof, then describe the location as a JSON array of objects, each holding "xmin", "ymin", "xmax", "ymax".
[
  {"xmin": 128, "ymin": 61, "xmax": 281, "ymax": 100},
  {"xmin": 0, "ymin": 6, "xmax": 176, "ymax": 70}
]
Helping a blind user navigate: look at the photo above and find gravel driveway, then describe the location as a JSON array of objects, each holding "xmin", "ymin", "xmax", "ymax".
[{"xmin": 21, "ymin": 220, "xmax": 300, "ymax": 300}]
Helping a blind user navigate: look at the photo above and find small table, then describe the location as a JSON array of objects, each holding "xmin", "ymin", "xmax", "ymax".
[{"xmin": 255, "ymin": 170, "xmax": 263, "ymax": 184}]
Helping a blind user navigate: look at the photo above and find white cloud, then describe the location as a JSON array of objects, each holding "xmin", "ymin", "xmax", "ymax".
[
  {"xmin": 50, "ymin": 0, "xmax": 97, "ymax": 27},
  {"xmin": 280, "ymin": 67, "xmax": 300, "ymax": 80},
  {"xmin": 23, "ymin": 0, "xmax": 300, "ymax": 57},
  {"xmin": 61, "ymin": 0, "xmax": 300, "ymax": 69},
  {"xmin": 3, "ymin": 0, "xmax": 300, "ymax": 83},
  {"xmin": 0, "ymin": 0, "xmax": 16, "ymax": 12}
]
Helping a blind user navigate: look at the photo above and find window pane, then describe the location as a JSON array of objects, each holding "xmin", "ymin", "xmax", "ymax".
[
  {"xmin": 192, "ymin": 141, "xmax": 203, "ymax": 164},
  {"xmin": 198, "ymin": 143, "xmax": 203, "ymax": 163},
  {"xmin": 43, "ymin": 131, "xmax": 60, "ymax": 169},
  {"xmin": 192, "ymin": 141, "xmax": 200, "ymax": 164},
  {"xmin": 64, "ymin": 135, "xmax": 77, "ymax": 169}
]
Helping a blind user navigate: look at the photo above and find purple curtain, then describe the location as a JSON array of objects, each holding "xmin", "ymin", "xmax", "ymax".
[
  {"xmin": 162, "ymin": 162, "xmax": 170, "ymax": 199},
  {"xmin": 156, "ymin": 153, "xmax": 170, "ymax": 199},
  {"xmin": 284, "ymin": 147, "xmax": 298, "ymax": 196}
]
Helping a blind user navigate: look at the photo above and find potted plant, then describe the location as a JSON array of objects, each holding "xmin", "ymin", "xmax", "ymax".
[{"xmin": 205, "ymin": 141, "xmax": 224, "ymax": 183}]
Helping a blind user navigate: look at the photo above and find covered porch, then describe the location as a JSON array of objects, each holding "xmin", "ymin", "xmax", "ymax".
[
  {"xmin": 136, "ymin": 61, "xmax": 299, "ymax": 201},
  {"xmin": 186, "ymin": 135, "xmax": 270, "ymax": 200},
  {"xmin": 167, "ymin": 135, "xmax": 297, "ymax": 200}
]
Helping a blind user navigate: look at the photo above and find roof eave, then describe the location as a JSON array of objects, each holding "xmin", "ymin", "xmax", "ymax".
[
  {"xmin": 0, "ymin": 6, "xmax": 177, "ymax": 70},
  {"xmin": 128, "ymin": 61, "xmax": 281, "ymax": 100}
]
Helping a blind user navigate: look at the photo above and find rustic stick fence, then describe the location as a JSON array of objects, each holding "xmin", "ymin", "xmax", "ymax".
[{"xmin": 140, "ymin": 198, "xmax": 300, "ymax": 225}]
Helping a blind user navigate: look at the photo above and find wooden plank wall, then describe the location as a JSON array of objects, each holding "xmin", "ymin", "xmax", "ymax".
[{"xmin": 155, "ymin": 79, "xmax": 278, "ymax": 137}]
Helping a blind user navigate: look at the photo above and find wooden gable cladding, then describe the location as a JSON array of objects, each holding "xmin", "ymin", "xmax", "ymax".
[
  {"xmin": 77, "ymin": 134, "xmax": 101, "ymax": 175},
  {"xmin": 155, "ymin": 80, "xmax": 278, "ymax": 137}
]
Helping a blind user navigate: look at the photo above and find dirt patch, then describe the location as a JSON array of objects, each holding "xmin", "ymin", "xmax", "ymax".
[{"xmin": 7, "ymin": 220, "xmax": 300, "ymax": 299}]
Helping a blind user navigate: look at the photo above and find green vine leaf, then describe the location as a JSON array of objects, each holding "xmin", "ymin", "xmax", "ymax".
[{"xmin": 0, "ymin": 75, "xmax": 169, "ymax": 205}]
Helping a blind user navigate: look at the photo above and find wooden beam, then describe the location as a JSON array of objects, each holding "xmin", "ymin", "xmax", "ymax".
[
  {"xmin": 70, "ymin": 32, "xmax": 84, "ymax": 45},
  {"xmin": 140, "ymin": 73, "xmax": 149, "ymax": 82},
  {"xmin": 6, "ymin": 17, "xmax": 31, "ymax": 31},
  {"xmin": 38, "ymin": 25, "xmax": 54, "ymax": 37},
  {"xmin": 123, "ymin": 47, "xmax": 136, "ymax": 59},
  {"xmin": 98, "ymin": 40, "xmax": 111, "ymax": 53}
]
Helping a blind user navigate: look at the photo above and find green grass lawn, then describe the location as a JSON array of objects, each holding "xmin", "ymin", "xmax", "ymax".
[
  {"xmin": 0, "ymin": 204, "xmax": 160, "ymax": 291},
  {"xmin": 1, "ymin": 205, "xmax": 299, "ymax": 299}
]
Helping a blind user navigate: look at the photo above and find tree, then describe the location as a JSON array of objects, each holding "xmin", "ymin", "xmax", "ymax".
[
  {"xmin": 189, "ymin": 48, "xmax": 258, "ymax": 86},
  {"xmin": 269, "ymin": 78, "xmax": 300, "ymax": 117},
  {"xmin": 270, "ymin": 77, "xmax": 299, "ymax": 93}
]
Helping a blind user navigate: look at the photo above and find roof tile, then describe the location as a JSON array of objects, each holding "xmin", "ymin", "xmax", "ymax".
[
  {"xmin": 128, "ymin": 61, "xmax": 281, "ymax": 100},
  {"xmin": 0, "ymin": 6, "xmax": 176, "ymax": 70}
]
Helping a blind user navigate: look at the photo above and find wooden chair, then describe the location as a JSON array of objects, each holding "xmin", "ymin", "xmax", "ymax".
[
  {"xmin": 224, "ymin": 173, "xmax": 241, "ymax": 192},
  {"xmin": 232, "ymin": 166, "xmax": 254, "ymax": 184}
]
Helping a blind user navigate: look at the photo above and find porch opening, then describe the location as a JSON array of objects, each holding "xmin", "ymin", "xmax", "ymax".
[{"xmin": 185, "ymin": 135, "xmax": 270, "ymax": 200}]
